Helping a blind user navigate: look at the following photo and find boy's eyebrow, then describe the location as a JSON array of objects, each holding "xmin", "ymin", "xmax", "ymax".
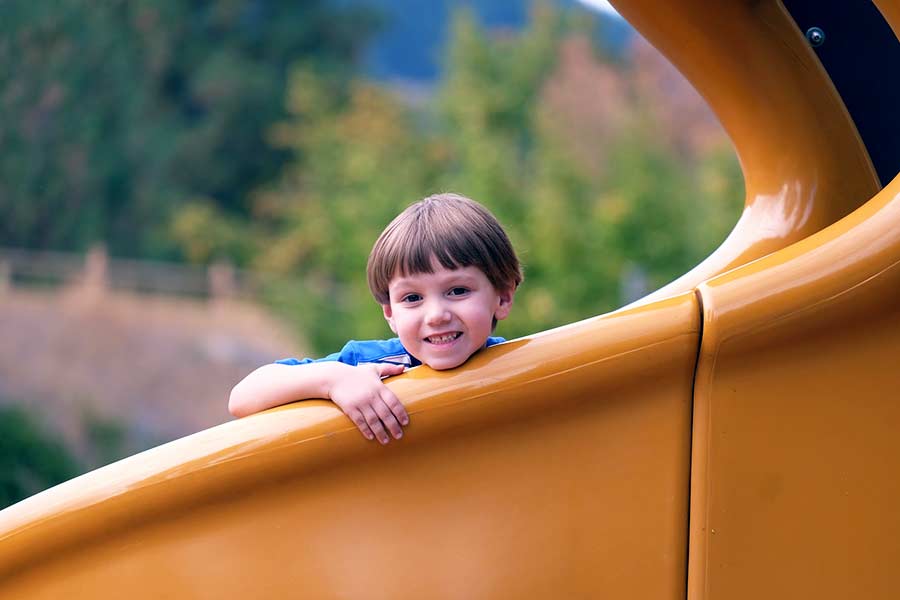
[{"xmin": 389, "ymin": 269, "xmax": 481, "ymax": 290}]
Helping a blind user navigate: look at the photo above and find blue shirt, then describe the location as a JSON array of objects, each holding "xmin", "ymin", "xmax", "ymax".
[{"xmin": 276, "ymin": 337, "xmax": 505, "ymax": 368}]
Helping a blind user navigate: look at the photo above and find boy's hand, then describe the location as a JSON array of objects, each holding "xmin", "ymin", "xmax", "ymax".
[{"xmin": 329, "ymin": 363, "xmax": 409, "ymax": 444}]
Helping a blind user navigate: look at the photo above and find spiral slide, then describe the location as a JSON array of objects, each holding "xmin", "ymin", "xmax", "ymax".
[{"xmin": 1, "ymin": 1, "xmax": 899, "ymax": 598}]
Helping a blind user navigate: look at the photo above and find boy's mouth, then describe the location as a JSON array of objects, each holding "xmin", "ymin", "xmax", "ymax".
[{"xmin": 425, "ymin": 332, "xmax": 462, "ymax": 345}]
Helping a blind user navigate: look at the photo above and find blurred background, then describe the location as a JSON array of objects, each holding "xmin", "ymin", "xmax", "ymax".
[{"xmin": 0, "ymin": 0, "xmax": 743, "ymax": 508}]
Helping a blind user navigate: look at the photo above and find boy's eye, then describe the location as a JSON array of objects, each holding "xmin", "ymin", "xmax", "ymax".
[
  {"xmin": 448, "ymin": 287, "xmax": 469, "ymax": 296},
  {"xmin": 401, "ymin": 293, "xmax": 422, "ymax": 303}
]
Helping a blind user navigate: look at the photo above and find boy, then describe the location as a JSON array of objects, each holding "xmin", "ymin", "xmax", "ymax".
[{"xmin": 229, "ymin": 193, "xmax": 522, "ymax": 444}]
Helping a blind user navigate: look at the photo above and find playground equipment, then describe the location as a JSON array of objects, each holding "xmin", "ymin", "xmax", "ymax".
[{"xmin": 1, "ymin": 1, "xmax": 898, "ymax": 598}]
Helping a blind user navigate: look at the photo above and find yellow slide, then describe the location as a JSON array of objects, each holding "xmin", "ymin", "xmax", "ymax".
[{"xmin": 2, "ymin": 1, "xmax": 898, "ymax": 598}]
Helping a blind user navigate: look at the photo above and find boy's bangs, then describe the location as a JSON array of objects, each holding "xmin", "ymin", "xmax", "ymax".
[
  {"xmin": 367, "ymin": 193, "xmax": 522, "ymax": 304},
  {"xmin": 390, "ymin": 225, "xmax": 469, "ymax": 278}
]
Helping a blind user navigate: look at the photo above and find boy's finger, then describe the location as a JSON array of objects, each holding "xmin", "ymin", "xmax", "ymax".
[
  {"xmin": 375, "ymin": 362, "xmax": 406, "ymax": 378},
  {"xmin": 381, "ymin": 389, "xmax": 409, "ymax": 427},
  {"xmin": 348, "ymin": 408, "xmax": 375, "ymax": 441},
  {"xmin": 373, "ymin": 398, "xmax": 403, "ymax": 440},
  {"xmin": 361, "ymin": 405, "xmax": 390, "ymax": 445}
]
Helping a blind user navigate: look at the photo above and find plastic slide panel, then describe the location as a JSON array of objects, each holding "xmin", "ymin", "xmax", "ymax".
[{"xmin": 0, "ymin": 294, "xmax": 699, "ymax": 599}]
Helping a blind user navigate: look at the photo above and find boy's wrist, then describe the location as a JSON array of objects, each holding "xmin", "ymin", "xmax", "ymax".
[
  {"xmin": 318, "ymin": 362, "xmax": 337, "ymax": 398},
  {"xmin": 320, "ymin": 361, "xmax": 352, "ymax": 399}
]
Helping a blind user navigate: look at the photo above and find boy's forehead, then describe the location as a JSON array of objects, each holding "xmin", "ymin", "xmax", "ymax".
[{"xmin": 389, "ymin": 264, "xmax": 484, "ymax": 288}]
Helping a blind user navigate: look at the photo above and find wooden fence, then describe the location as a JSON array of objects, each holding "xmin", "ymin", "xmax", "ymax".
[{"xmin": 0, "ymin": 246, "xmax": 259, "ymax": 300}]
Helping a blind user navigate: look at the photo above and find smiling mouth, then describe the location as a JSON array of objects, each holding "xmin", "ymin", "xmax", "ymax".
[{"xmin": 425, "ymin": 332, "xmax": 462, "ymax": 345}]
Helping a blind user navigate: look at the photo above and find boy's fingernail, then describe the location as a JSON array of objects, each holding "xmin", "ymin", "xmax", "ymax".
[
  {"xmin": 366, "ymin": 433, "xmax": 374, "ymax": 440},
  {"xmin": 402, "ymin": 418, "xmax": 409, "ymax": 426},
  {"xmin": 395, "ymin": 431, "xmax": 403, "ymax": 439}
]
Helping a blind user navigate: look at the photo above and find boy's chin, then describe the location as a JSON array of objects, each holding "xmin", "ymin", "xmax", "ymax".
[{"xmin": 420, "ymin": 354, "xmax": 470, "ymax": 371}]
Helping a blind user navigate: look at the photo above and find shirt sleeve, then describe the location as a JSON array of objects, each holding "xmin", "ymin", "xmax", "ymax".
[{"xmin": 274, "ymin": 340, "xmax": 358, "ymax": 366}]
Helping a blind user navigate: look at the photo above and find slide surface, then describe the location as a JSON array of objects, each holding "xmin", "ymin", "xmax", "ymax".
[{"xmin": 0, "ymin": 295, "xmax": 699, "ymax": 598}]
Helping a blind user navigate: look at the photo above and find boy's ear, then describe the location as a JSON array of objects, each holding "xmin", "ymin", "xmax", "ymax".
[
  {"xmin": 494, "ymin": 287, "xmax": 515, "ymax": 321},
  {"xmin": 382, "ymin": 304, "xmax": 397, "ymax": 333}
]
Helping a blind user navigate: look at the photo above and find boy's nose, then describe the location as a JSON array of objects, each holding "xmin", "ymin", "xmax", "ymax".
[{"xmin": 424, "ymin": 301, "xmax": 451, "ymax": 325}]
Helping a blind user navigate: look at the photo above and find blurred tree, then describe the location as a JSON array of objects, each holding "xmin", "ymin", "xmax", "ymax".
[
  {"xmin": 0, "ymin": 405, "xmax": 81, "ymax": 510},
  {"xmin": 195, "ymin": 2, "xmax": 744, "ymax": 354},
  {"xmin": 247, "ymin": 69, "xmax": 446, "ymax": 351},
  {"xmin": 437, "ymin": 3, "xmax": 562, "ymax": 230},
  {"xmin": 0, "ymin": 0, "xmax": 377, "ymax": 260},
  {"xmin": 434, "ymin": 6, "xmax": 743, "ymax": 337}
]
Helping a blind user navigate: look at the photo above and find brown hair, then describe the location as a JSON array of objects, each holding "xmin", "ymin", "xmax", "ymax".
[{"xmin": 367, "ymin": 193, "xmax": 523, "ymax": 304}]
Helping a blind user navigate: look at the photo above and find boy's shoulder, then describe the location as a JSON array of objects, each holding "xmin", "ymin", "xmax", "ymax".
[
  {"xmin": 276, "ymin": 336, "xmax": 505, "ymax": 368},
  {"xmin": 342, "ymin": 338, "xmax": 420, "ymax": 367},
  {"xmin": 346, "ymin": 336, "xmax": 505, "ymax": 365},
  {"xmin": 275, "ymin": 338, "xmax": 419, "ymax": 367}
]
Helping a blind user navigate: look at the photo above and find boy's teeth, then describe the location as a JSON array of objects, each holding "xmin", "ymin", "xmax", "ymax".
[{"xmin": 428, "ymin": 333, "xmax": 459, "ymax": 343}]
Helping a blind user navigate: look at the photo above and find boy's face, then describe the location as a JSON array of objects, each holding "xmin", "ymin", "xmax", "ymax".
[{"xmin": 382, "ymin": 261, "xmax": 514, "ymax": 370}]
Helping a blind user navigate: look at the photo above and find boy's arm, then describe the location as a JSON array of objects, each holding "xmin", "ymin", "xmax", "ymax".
[{"xmin": 228, "ymin": 361, "xmax": 409, "ymax": 444}]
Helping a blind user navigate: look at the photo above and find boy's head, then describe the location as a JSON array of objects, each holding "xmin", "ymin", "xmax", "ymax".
[{"xmin": 367, "ymin": 193, "xmax": 522, "ymax": 369}]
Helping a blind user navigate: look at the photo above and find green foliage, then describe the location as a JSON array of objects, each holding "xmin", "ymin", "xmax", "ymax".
[
  {"xmin": 82, "ymin": 409, "xmax": 129, "ymax": 469},
  {"xmin": 249, "ymin": 2, "xmax": 744, "ymax": 354},
  {"xmin": 0, "ymin": 0, "xmax": 377, "ymax": 260},
  {"xmin": 3, "ymin": 1, "xmax": 744, "ymax": 357},
  {"xmin": 253, "ymin": 72, "xmax": 446, "ymax": 350},
  {"xmin": 0, "ymin": 405, "xmax": 81, "ymax": 510},
  {"xmin": 438, "ymin": 4, "xmax": 561, "ymax": 227},
  {"xmin": 433, "ymin": 4, "xmax": 743, "ymax": 337}
]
